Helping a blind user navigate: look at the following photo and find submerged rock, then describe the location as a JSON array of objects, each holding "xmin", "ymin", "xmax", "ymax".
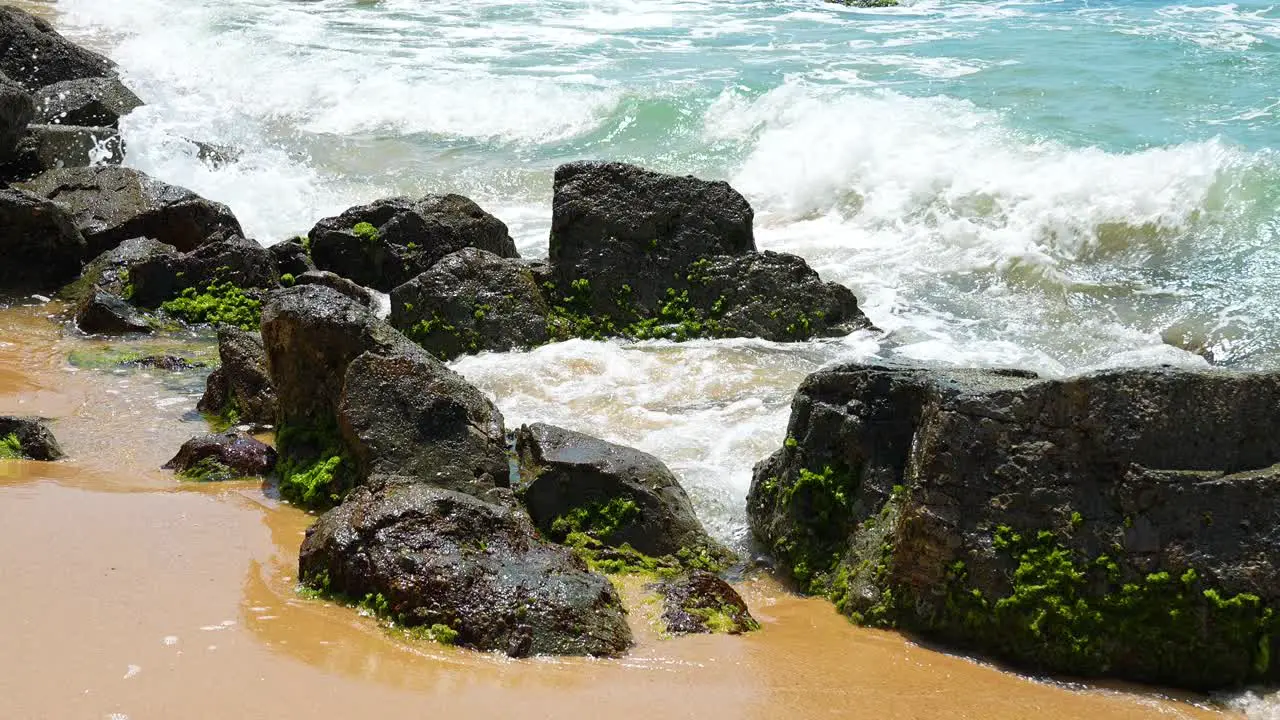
[
  {"xmin": 515, "ymin": 422, "xmax": 729, "ymax": 565},
  {"xmin": 0, "ymin": 7, "xmax": 115, "ymax": 90},
  {"xmin": 0, "ymin": 186, "xmax": 86, "ymax": 292},
  {"xmin": 0, "ymin": 71, "xmax": 33, "ymax": 165},
  {"xmin": 19, "ymin": 166, "xmax": 243, "ymax": 257},
  {"xmin": 298, "ymin": 483, "xmax": 633, "ymax": 657},
  {"xmin": 122, "ymin": 355, "xmax": 207, "ymax": 371},
  {"xmin": 75, "ymin": 287, "xmax": 151, "ymax": 335},
  {"xmin": 197, "ymin": 327, "xmax": 277, "ymax": 428},
  {"xmin": 390, "ymin": 248, "xmax": 551, "ymax": 360},
  {"xmin": 33, "ymin": 76, "xmax": 142, "ymax": 128},
  {"xmin": 749, "ymin": 362, "xmax": 1280, "ymax": 691},
  {"xmin": 0, "ymin": 416, "xmax": 63, "ymax": 460},
  {"xmin": 308, "ymin": 194, "xmax": 518, "ymax": 292},
  {"xmin": 656, "ymin": 571, "xmax": 758, "ymax": 635},
  {"xmin": 163, "ymin": 431, "xmax": 277, "ymax": 482}
]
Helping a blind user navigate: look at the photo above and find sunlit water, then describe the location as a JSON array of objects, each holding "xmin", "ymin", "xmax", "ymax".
[{"xmin": 36, "ymin": 3, "xmax": 1280, "ymax": 708}]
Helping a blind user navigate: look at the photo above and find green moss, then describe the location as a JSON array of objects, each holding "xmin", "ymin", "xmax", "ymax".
[
  {"xmin": 160, "ymin": 281, "xmax": 261, "ymax": 331},
  {"xmin": 298, "ymin": 576, "xmax": 461, "ymax": 647},
  {"xmin": 687, "ymin": 605, "xmax": 759, "ymax": 634},
  {"xmin": 275, "ymin": 422, "xmax": 353, "ymax": 510},
  {"xmin": 413, "ymin": 623, "xmax": 459, "ymax": 645},
  {"xmin": 352, "ymin": 222, "xmax": 379, "ymax": 243},
  {"xmin": 280, "ymin": 273, "xmax": 296, "ymax": 287},
  {"xmin": 784, "ymin": 436, "xmax": 798, "ymax": 450},
  {"xmin": 550, "ymin": 497, "xmax": 640, "ymax": 541},
  {"xmin": 298, "ymin": 235, "xmax": 311, "ymax": 255},
  {"xmin": 0, "ymin": 433, "xmax": 23, "ymax": 460},
  {"xmin": 280, "ymin": 455, "xmax": 343, "ymax": 507},
  {"xmin": 1069, "ymin": 511, "xmax": 1084, "ymax": 529},
  {"xmin": 407, "ymin": 310, "xmax": 481, "ymax": 359},
  {"xmin": 178, "ymin": 456, "xmax": 242, "ymax": 483}
]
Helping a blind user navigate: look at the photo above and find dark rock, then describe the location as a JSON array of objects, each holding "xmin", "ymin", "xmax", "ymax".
[
  {"xmin": 295, "ymin": 270, "xmax": 378, "ymax": 311},
  {"xmin": 516, "ymin": 422, "xmax": 727, "ymax": 562},
  {"xmin": 197, "ymin": 327, "xmax": 276, "ymax": 427},
  {"xmin": 0, "ymin": 416, "xmax": 63, "ymax": 460},
  {"xmin": 0, "ymin": 71, "xmax": 33, "ymax": 164},
  {"xmin": 74, "ymin": 287, "xmax": 150, "ymax": 334},
  {"xmin": 0, "ymin": 186, "xmax": 85, "ymax": 291},
  {"xmin": 269, "ymin": 237, "xmax": 315, "ymax": 279},
  {"xmin": 337, "ymin": 345, "xmax": 509, "ymax": 501},
  {"xmin": 0, "ymin": 7, "xmax": 114, "ymax": 90},
  {"xmin": 298, "ymin": 483, "xmax": 633, "ymax": 657},
  {"xmin": 19, "ymin": 166, "xmax": 243, "ymax": 257},
  {"xmin": 126, "ymin": 235, "xmax": 277, "ymax": 308},
  {"xmin": 4, "ymin": 123, "xmax": 125, "ymax": 180},
  {"xmin": 656, "ymin": 570, "xmax": 758, "ymax": 635},
  {"xmin": 163, "ymin": 431, "xmax": 277, "ymax": 481},
  {"xmin": 121, "ymin": 355, "xmax": 207, "ymax": 371},
  {"xmin": 308, "ymin": 194, "xmax": 518, "ymax": 292},
  {"xmin": 548, "ymin": 161, "xmax": 754, "ymax": 319},
  {"xmin": 58, "ymin": 236, "xmax": 173, "ymax": 303},
  {"xmin": 749, "ymin": 362, "xmax": 1280, "ymax": 691},
  {"xmin": 33, "ymin": 76, "xmax": 142, "ymax": 127},
  {"xmin": 684, "ymin": 251, "xmax": 871, "ymax": 340},
  {"xmin": 390, "ymin": 248, "xmax": 550, "ymax": 360},
  {"xmin": 187, "ymin": 138, "xmax": 240, "ymax": 169}
]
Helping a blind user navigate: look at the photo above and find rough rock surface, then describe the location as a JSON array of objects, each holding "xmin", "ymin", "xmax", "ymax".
[
  {"xmin": 0, "ymin": 71, "xmax": 33, "ymax": 164},
  {"xmin": 269, "ymin": 237, "xmax": 315, "ymax": 279},
  {"xmin": 33, "ymin": 76, "xmax": 142, "ymax": 127},
  {"xmin": 126, "ymin": 235, "xmax": 277, "ymax": 308},
  {"xmin": 122, "ymin": 355, "xmax": 206, "ymax": 371},
  {"xmin": 58, "ymin": 236, "xmax": 173, "ymax": 303},
  {"xmin": 516, "ymin": 422, "xmax": 725, "ymax": 560},
  {"xmin": 4, "ymin": 123, "xmax": 124, "ymax": 180},
  {"xmin": 0, "ymin": 186, "xmax": 85, "ymax": 291},
  {"xmin": 308, "ymin": 194, "xmax": 518, "ymax": 292},
  {"xmin": 656, "ymin": 571, "xmax": 758, "ymax": 635},
  {"xmin": 0, "ymin": 7, "xmax": 115, "ymax": 90},
  {"xmin": 0, "ymin": 416, "xmax": 64, "ymax": 460},
  {"xmin": 294, "ymin": 270, "xmax": 378, "ymax": 311},
  {"xmin": 163, "ymin": 431, "xmax": 277, "ymax": 482},
  {"xmin": 75, "ymin": 287, "xmax": 150, "ymax": 334},
  {"xmin": 20, "ymin": 166, "xmax": 242, "ymax": 257},
  {"xmin": 197, "ymin": 327, "xmax": 277, "ymax": 427},
  {"xmin": 749, "ymin": 362, "xmax": 1280, "ymax": 691},
  {"xmin": 299, "ymin": 483, "xmax": 633, "ymax": 657},
  {"xmin": 390, "ymin": 248, "xmax": 550, "ymax": 360}
]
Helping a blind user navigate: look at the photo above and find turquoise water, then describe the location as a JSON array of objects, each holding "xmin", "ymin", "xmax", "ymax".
[{"xmin": 46, "ymin": 2, "xmax": 1280, "ymax": 635}]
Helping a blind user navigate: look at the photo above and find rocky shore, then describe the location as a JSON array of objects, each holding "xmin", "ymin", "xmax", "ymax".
[{"xmin": 3, "ymin": 4, "xmax": 1279, "ymax": 697}]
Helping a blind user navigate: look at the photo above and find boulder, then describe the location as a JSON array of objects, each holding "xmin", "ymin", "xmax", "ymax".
[
  {"xmin": 298, "ymin": 483, "xmax": 633, "ymax": 657},
  {"xmin": 656, "ymin": 570, "xmax": 758, "ymax": 635},
  {"xmin": 269, "ymin": 237, "xmax": 314, "ymax": 280},
  {"xmin": 749, "ymin": 362, "xmax": 1280, "ymax": 691},
  {"xmin": 0, "ymin": 416, "xmax": 63, "ymax": 460},
  {"xmin": 390, "ymin": 248, "xmax": 550, "ymax": 360},
  {"xmin": 294, "ymin": 270, "xmax": 378, "ymax": 311},
  {"xmin": 33, "ymin": 76, "xmax": 142, "ymax": 127},
  {"xmin": 163, "ymin": 431, "xmax": 277, "ymax": 482},
  {"xmin": 58, "ymin": 236, "xmax": 173, "ymax": 303},
  {"xmin": 74, "ymin": 287, "xmax": 150, "ymax": 334},
  {"xmin": 515, "ymin": 422, "xmax": 728, "ymax": 564},
  {"xmin": 337, "ymin": 346, "xmax": 509, "ymax": 501},
  {"xmin": 126, "ymin": 234, "xmax": 277, "ymax": 308},
  {"xmin": 20, "ymin": 166, "xmax": 243, "ymax": 258},
  {"xmin": 0, "ymin": 7, "xmax": 114, "ymax": 90},
  {"xmin": 0, "ymin": 186, "xmax": 85, "ymax": 291},
  {"xmin": 547, "ymin": 161, "xmax": 754, "ymax": 318},
  {"xmin": 197, "ymin": 327, "xmax": 277, "ymax": 427},
  {"xmin": 3, "ymin": 124, "xmax": 125, "ymax": 180},
  {"xmin": 308, "ymin": 194, "xmax": 518, "ymax": 292},
  {"xmin": 0, "ymin": 71, "xmax": 33, "ymax": 164}
]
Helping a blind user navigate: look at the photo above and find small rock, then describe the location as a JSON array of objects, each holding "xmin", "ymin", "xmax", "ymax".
[
  {"xmin": 269, "ymin": 237, "xmax": 315, "ymax": 279},
  {"xmin": 163, "ymin": 431, "xmax": 277, "ymax": 481},
  {"xmin": 0, "ymin": 416, "xmax": 64, "ymax": 460},
  {"xmin": 656, "ymin": 570, "xmax": 758, "ymax": 635},
  {"xmin": 58, "ymin": 237, "xmax": 175, "ymax": 304},
  {"xmin": 75, "ymin": 287, "xmax": 151, "ymax": 334}
]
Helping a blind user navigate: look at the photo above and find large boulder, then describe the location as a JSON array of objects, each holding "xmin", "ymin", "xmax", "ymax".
[
  {"xmin": 0, "ymin": 186, "xmax": 85, "ymax": 291},
  {"xmin": 656, "ymin": 570, "xmax": 758, "ymax": 635},
  {"xmin": 126, "ymin": 234, "xmax": 277, "ymax": 309},
  {"xmin": 0, "ymin": 71, "xmax": 33, "ymax": 164},
  {"xmin": 197, "ymin": 327, "xmax": 277, "ymax": 427},
  {"xmin": 58, "ymin": 236, "xmax": 173, "ymax": 303},
  {"xmin": 308, "ymin": 194, "xmax": 518, "ymax": 292},
  {"xmin": 548, "ymin": 161, "xmax": 754, "ymax": 318},
  {"xmin": 4, "ymin": 123, "xmax": 125, "ymax": 180},
  {"xmin": 299, "ymin": 483, "xmax": 633, "ymax": 657},
  {"xmin": 163, "ymin": 431, "xmax": 277, "ymax": 482},
  {"xmin": 515, "ymin": 422, "xmax": 728, "ymax": 565},
  {"xmin": 749, "ymin": 362, "xmax": 1280, "ymax": 691},
  {"xmin": 390, "ymin": 248, "xmax": 551, "ymax": 360},
  {"xmin": 74, "ymin": 287, "xmax": 150, "ymax": 334},
  {"xmin": 0, "ymin": 7, "xmax": 114, "ymax": 90},
  {"xmin": 19, "ymin": 166, "xmax": 243, "ymax": 258},
  {"xmin": 33, "ymin": 76, "xmax": 142, "ymax": 127},
  {"xmin": 0, "ymin": 416, "xmax": 63, "ymax": 460}
]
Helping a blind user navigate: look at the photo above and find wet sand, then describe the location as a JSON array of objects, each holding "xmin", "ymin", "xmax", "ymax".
[{"xmin": 0, "ymin": 302, "xmax": 1236, "ymax": 720}]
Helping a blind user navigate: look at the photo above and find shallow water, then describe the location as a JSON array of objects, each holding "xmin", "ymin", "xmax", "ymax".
[{"xmin": 0, "ymin": 303, "xmax": 1230, "ymax": 720}]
